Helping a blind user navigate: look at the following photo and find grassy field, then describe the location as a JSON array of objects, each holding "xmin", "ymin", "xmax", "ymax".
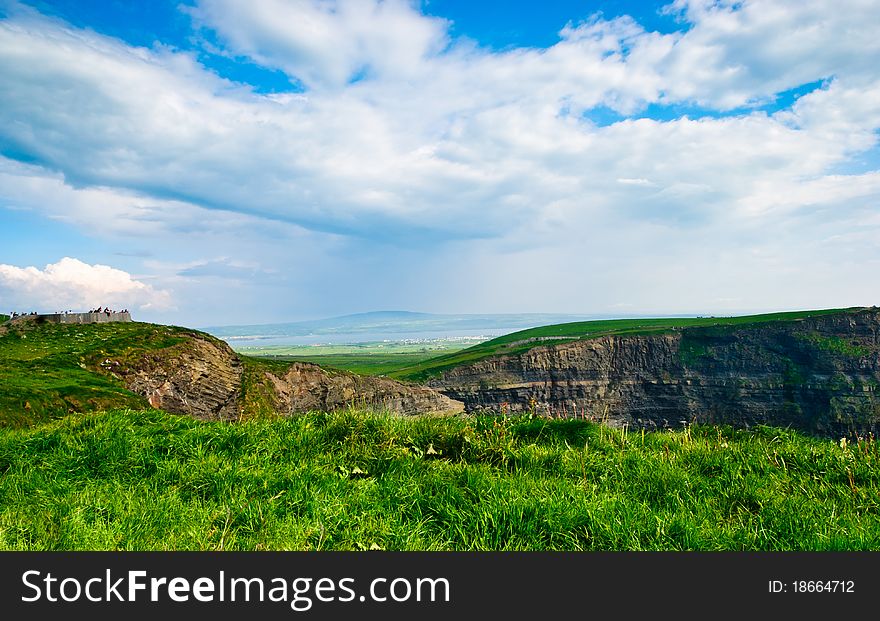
[
  {"xmin": 0, "ymin": 408, "xmax": 878, "ymax": 551},
  {"xmin": 392, "ymin": 308, "xmax": 864, "ymax": 382},
  {"xmin": 260, "ymin": 352, "xmax": 451, "ymax": 376},
  {"xmin": 234, "ymin": 341, "xmax": 477, "ymax": 376}
]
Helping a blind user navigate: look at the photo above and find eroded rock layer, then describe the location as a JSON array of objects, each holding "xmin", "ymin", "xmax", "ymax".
[
  {"xmin": 268, "ymin": 362, "xmax": 464, "ymax": 416},
  {"xmin": 109, "ymin": 333, "xmax": 461, "ymax": 420},
  {"xmin": 116, "ymin": 333, "xmax": 244, "ymax": 420}
]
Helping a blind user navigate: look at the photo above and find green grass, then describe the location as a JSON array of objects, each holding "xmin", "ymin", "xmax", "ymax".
[
  {"xmin": 235, "ymin": 341, "xmax": 475, "ymax": 376},
  {"xmin": 0, "ymin": 314, "xmax": 8, "ymax": 325},
  {"xmin": 236, "ymin": 341, "xmax": 477, "ymax": 357},
  {"xmin": 262, "ymin": 352, "xmax": 454, "ymax": 376},
  {"xmin": 1, "ymin": 408, "xmax": 878, "ymax": 550},
  {"xmin": 392, "ymin": 308, "xmax": 865, "ymax": 382}
]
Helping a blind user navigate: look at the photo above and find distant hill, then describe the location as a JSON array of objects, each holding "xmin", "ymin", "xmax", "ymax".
[{"xmin": 203, "ymin": 311, "xmax": 610, "ymax": 339}]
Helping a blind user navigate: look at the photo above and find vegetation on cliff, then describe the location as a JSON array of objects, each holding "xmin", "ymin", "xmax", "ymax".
[{"xmin": 1, "ymin": 408, "xmax": 877, "ymax": 551}]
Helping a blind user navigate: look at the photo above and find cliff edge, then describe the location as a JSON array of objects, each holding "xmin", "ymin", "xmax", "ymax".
[
  {"xmin": 428, "ymin": 308, "xmax": 880, "ymax": 437},
  {"xmin": 0, "ymin": 320, "xmax": 462, "ymax": 427},
  {"xmin": 103, "ymin": 331, "xmax": 463, "ymax": 421}
]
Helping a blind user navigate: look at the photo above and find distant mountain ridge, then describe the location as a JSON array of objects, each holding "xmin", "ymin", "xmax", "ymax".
[{"xmin": 203, "ymin": 311, "xmax": 610, "ymax": 338}]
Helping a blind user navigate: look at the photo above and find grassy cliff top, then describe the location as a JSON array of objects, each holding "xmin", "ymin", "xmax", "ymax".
[
  {"xmin": 392, "ymin": 307, "xmax": 868, "ymax": 382},
  {"xmin": 0, "ymin": 320, "xmax": 196, "ymax": 426},
  {"xmin": 0, "ymin": 314, "xmax": 8, "ymax": 325}
]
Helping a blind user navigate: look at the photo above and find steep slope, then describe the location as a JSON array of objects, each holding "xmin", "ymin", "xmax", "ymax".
[
  {"xmin": 428, "ymin": 308, "xmax": 880, "ymax": 437},
  {"xmin": 0, "ymin": 320, "xmax": 461, "ymax": 427}
]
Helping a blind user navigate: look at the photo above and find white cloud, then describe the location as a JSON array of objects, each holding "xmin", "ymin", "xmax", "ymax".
[
  {"xmin": 0, "ymin": 1, "xmax": 876, "ymax": 244},
  {"xmin": 189, "ymin": 0, "xmax": 450, "ymax": 89},
  {"xmin": 0, "ymin": 156, "xmax": 322, "ymax": 238},
  {"xmin": 658, "ymin": 0, "xmax": 880, "ymax": 108},
  {"xmin": 0, "ymin": 258, "xmax": 173, "ymax": 312},
  {"xmin": 617, "ymin": 178, "xmax": 656, "ymax": 186}
]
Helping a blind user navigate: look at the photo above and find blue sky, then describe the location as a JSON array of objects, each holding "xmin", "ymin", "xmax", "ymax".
[{"xmin": 0, "ymin": 0, "xmax": 878, "ymax": 326}]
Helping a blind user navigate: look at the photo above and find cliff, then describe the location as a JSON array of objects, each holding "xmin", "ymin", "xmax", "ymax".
[
  {"xmin": 264, "ymin": 362, "xmax": 463, "ymax": 417},
  {"xmin": 0, "ymin": 320, "xmax": 461, "ymax": 427},
  {"xmin": 110, "ymin": 331, "xmax": 244, "ymax": 420},
  {"xmin": 104, "ymin": 332, "xmax": 462, "ymax": 421},
  {"xmin": 428, "ymin": 308, "xmax": 880, "ymax": 437}
]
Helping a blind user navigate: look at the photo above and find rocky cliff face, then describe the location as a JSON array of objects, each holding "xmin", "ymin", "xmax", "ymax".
[
  {"xmin": 104, "ymin": 333, "xmax": 462, "ymax": 420},
  {"xmin": 429, "ymin": 309, "xmax": 880, "ymax": 437},
  {"xmin": 115, "ymin": 332, "xmax": 244, "ymax": 420},
  {"xmin": 267, "ymin": 363, "xmax": 463, "ymax": 416}
]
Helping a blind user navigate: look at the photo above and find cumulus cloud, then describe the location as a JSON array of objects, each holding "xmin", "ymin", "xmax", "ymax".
[{"xmin": 0, "ymin": 258, "xmax": 173, "ymax": 312}]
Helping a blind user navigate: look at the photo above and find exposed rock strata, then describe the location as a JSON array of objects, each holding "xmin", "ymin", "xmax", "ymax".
[
  {"xmin": 267, "ymin": 362, "xmax": 463, "ymax": 416},
  {"xmin": 115, "ymin": 333, "xmax": 243, "ymax": 420},
  {"xmin": 429, "ymin": 309, "xmax": 880, "ymax": 437},
  {"xmin": 108, "ymin": 333, "xmax": 461, "ymax": 420}
]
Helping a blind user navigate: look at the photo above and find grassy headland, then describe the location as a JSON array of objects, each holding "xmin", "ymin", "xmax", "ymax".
[
  {"xmin": 0, "ymin": 320, "xmax": 174, "ymax": 426},
  {"xmin": 0, "ymin": 408, "xmax": 877, "ymax": 550},
  {"xmin": 0, "ymin": 319, "xmax": 289, "ymax": 427}
]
